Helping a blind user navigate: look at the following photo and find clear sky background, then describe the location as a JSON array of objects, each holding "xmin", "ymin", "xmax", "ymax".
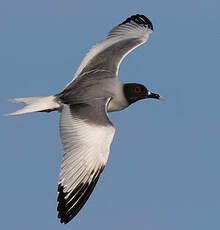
[{"xmin": 0, "ymin": 0, "xmax": 219, "ymax": 229}]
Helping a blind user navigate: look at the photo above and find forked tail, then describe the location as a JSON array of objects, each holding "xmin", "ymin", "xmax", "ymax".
[{"xmin": 6, "ymin": 95, "xmax": 60, "ymax": 116}]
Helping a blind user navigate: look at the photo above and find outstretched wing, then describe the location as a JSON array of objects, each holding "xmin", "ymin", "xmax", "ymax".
[
  {"xmin": 64, "ymin": 14, "xmax": 153, "ymax": 89},
  {"xmin": 57, "ymin": 98, "xmax": 115, "ymax": 224}
]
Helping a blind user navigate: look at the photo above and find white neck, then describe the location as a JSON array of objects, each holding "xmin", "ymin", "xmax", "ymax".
[{"xmin": 107, "ymin": 83, "xmax": 129, "ymax": 112}]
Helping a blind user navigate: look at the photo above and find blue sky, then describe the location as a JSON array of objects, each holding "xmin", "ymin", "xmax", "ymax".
[{"xmin": 0, "ymin": 0, "xmax": 219, "ymax": 229}]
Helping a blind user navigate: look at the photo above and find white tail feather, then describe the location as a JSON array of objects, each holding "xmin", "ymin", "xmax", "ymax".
[{"xmin": 6, "ymin": 95, "xmax": 60, "ymax": 116}]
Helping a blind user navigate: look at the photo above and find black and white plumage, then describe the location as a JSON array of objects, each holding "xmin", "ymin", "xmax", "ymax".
[
  {"xmin": 7, "ymin": 14, "xmax": 163, "ymax": 224},
  {"xmin": 57, "ymin": 100, "xmax": 115, "ymax": 223}
]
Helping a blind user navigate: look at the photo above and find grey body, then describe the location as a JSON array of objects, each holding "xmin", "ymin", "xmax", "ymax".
[{"xmin": 57, "ymin": 70, "xmax": 128, "ymax": 113}]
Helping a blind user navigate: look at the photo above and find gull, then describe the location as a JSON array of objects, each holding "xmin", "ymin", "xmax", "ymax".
[{"xmin": 7, "ymin": 14, "xmax": 163, "ymax": 224}]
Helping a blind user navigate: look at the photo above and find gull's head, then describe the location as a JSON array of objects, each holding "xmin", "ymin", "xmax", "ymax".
[{"xmin": 123, "ymin": 83, "xmax": 163, "ymax": 105}]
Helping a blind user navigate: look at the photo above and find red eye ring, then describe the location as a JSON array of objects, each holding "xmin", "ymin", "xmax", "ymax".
[{"xmin": 134, "ymin": 86, "xmax": 142, "ymax": 94}]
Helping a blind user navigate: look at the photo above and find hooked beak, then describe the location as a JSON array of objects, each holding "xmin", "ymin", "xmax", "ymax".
[{"xmin": 147, "ymin": 91, "xmax": 164, "ymax": 100}]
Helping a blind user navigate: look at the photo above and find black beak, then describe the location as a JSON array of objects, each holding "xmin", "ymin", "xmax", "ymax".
[{"xmin": 147, "ymin": 91, "xmax": 164, "ymax": 100}]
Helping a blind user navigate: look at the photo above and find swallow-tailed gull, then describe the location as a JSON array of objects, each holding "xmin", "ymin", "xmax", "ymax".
[{"xmin": 7, "ymin": 14, "xmax": 163, "ymax": 224}]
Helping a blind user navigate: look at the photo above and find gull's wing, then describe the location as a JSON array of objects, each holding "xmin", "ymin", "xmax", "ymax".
[
  {"xmin": 57, "ymin": 98, "xmax": 115, "ymax": 224},
  {"xmin": 64, "ymin": 14, "xmax": 153, "ymax": 89}
]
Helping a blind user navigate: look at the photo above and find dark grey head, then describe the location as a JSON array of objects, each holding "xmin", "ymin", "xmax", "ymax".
[{"xmin": 123, "ymin": 83, "xmax": 162, "ymax": 105}]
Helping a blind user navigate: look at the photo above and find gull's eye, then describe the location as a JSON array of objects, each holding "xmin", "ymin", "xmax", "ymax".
[{"xmin": 134, "ymin": 86, "xmax": 142, "ymax": 94}]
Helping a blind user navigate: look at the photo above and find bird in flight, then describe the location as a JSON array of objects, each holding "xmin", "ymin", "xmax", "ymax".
[{"xmin": 7, "ymin": 14, "xmax": 163, "ymax": 224}]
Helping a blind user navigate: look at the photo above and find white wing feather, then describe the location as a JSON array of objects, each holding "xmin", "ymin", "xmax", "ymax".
[
  {"xmin": 57, "ymin": 103, "xmax": 115, "ymax": 223},
  {"xmin": 64, "ymin": 15, "xmax": 153, "ymax": 89}
]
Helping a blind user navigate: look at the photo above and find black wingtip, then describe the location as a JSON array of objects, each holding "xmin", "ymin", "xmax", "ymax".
[
  {"xmin": 57, "ymin": 167, "xmax": 104, "ymax": 224},
  {"xmin": 57, "ymin": 179, "xmax": 99, "ymax": 224},
  {"xmin": 120, "ymin": 14, "xmax": 153, "ymax": 31}
]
